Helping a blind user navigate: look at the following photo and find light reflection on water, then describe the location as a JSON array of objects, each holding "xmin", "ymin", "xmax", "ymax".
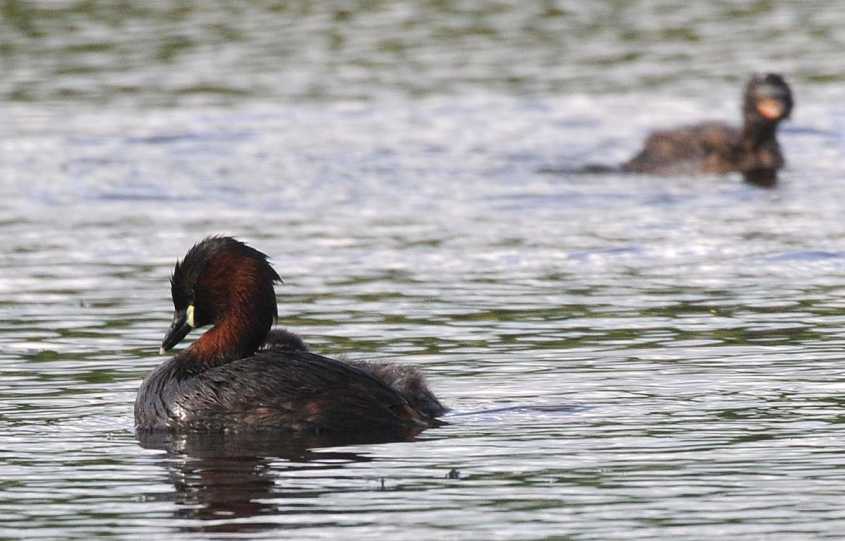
[{"xmin": 3, "ymin": 1, "xmax": 845, "ymax": 539}]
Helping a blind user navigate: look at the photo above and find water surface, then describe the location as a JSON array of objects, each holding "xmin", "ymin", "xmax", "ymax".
[{"xmin": 3, "ymin": 2, "xmax": 845, "ymax": 539}]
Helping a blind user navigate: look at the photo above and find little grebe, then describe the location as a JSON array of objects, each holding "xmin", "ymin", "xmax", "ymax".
[
  {"xmin": 135, "ymin": 236, "xmax": 446, "ymax": 433},
  {"xmin": 622, "ymin": 73, "xmax": 793, "ymax": 186}
]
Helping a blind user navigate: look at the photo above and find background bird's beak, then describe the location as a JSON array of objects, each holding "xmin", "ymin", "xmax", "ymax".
[
  {"xmin": 756, "ymin": 97, "xmax": 786, "ymax": 120},
  {"xmin": 160, "ymin": 309, "xmax": 193, "ymax": 354}
]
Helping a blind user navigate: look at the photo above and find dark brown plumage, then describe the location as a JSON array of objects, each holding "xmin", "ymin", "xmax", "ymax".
[
  {"xmin": 622, "ymin": 73, "xmax": 793, "ymax": 186},
  {"xmin": 262, "ymin": 328, "xmax": 448, "ymax": 418},
  {"xmin": 135, "ymin": 236, "xmax": 445, "ymax": 435}
]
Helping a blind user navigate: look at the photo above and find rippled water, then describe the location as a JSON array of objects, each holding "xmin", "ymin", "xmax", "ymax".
[{"xmin": 3, "ymin": 2, "xmax": 845, "ymax": 539}]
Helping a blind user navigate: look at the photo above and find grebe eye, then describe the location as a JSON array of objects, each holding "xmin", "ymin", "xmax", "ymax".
[{"xmin": 186, "ymin": 305, "xmax": 196, "ymax": 327}]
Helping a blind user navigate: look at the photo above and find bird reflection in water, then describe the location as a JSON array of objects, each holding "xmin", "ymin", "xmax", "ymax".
[{"xmin": 137, "ymin": 429, "xmax": 414, "ymax": 534}]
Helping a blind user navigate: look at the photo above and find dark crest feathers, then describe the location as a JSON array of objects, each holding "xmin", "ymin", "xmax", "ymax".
[{"xmin": 169, "ymin": 236, "xmax": 281, "ymax": 310}]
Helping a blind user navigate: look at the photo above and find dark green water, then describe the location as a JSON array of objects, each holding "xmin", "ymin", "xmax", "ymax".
[{"xmin": 3, "ymin": 2, "xmax": 845, "ymax": 539}]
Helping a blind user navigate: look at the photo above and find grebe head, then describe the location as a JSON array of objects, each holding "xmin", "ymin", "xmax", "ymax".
[
  {"xmin": 160, "ymin": 236, "xmax": 281, "ymax": 359},
  {"xmin": 744, "ymin": 73, "xmax": 793, "ymax": 123}
]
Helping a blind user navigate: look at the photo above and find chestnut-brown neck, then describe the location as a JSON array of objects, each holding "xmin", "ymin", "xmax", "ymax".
[
  {"xmin": 185, "ymin": 257, "xmax": 278, "ymax": 365},
  {"xmin": 187, "ymin": 315, "xmax": 270, "ymax": 364}
]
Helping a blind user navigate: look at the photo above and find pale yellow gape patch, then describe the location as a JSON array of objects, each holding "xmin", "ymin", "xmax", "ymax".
[{"xmin": 186, "ymin": 305, "xmax": 195, "ymax": 327}]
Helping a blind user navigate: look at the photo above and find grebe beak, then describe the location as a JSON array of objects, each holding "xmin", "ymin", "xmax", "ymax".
[
  {"xmin": 160, "ymin": 306, "xmax": 194, "ymax": 354},
  {"xmin": 756, "ymin": 98, "xmax": 786, "ymax": 120}
]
